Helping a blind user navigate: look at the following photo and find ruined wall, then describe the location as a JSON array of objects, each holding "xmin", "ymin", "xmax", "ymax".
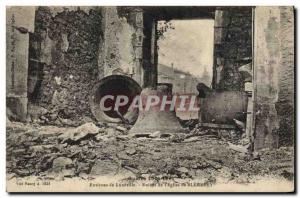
[
  {"xmin": 28, "ymin": 6, "xmax": 145, "ymax": 124},
  {"xmin": 213, "ymin": 7, "xmax": 252, "ymax": 91},
  {"xmin": 276, "ymin": 7, "xmax": 294, "ymax": 146},
  {"xmin": 6, "ymin": 7, "xmax": 35, "ymax": 121},
  {"xmin": 253, "ymin": 7, "xmax": 294, "ymax": 150},
  {"xmin": 98, "ymin": 7, "xmax": 144, "ymax": 84},
  {"xmin": 29, "ymin": 7, "xmax": 103, "ymax": 124}
]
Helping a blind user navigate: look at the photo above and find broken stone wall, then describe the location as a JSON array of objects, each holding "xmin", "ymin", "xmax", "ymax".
[
  {"xmin": 28, "ymin": 6, "xmax": 144, "ymax": 124},
  {"xmin": 28, "ymin": 6, "xmax": 103, "ymax": 124},
  {"xmin": 213, "ymin": 7, "xmax": 252, "ymax": 91},
  {"xmin": 6, "ymin": 7, "xmax": 35, "ymax": 121},
  {"xmin": 98, "ymin": 7, "xmax": 144, "ymax": 85},
  {"xmin": 253, "ymin": 7, "xmax": 294, "ymax": 150},
  {"xmin": 276, "ymin": 7, "xmax": 294, "ymax": 146}
]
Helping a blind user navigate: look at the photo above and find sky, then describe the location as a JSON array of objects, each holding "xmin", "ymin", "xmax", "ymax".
[{"xmin": 157, "ymin": 19, "xmax": 214, "ymax": 77}]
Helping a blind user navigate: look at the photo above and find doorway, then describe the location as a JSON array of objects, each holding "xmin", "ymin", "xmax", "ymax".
[{"xmin": 156, "ymin": 19, "xmax": 215, "ymax": 119}]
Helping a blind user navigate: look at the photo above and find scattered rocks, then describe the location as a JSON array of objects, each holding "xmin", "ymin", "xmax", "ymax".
[
  {"xmin": 49, "ymin": 157, "xmax": 75, "ymax": 178},
  {"xmin": 90, "ymin": 160, "xmax": 118, "ymax": 176},
  {"xmin": 236, "ymin": 174, "xmax": 251, "ymax": 184},
  {"xmin": 73, "ymin": 122, "xmax": 99, "ymax": 136},
  {"xmin": 59, "ymin": 122, "xmax": 99, "ymax": 143},
  {"xmin": 6, "ymin": 121, "xmax": 294, "ymax": 185},
  {"xmin": 52, "ymin": 157, "xmax": 73, "ymax": 172},
  {"xmin": 149, "ymin": 131, "xmax": 161, "ymax": 138},
  {"xmin": 117, "ymin": 152, "xmax": 132, "ymax": 160},
  {"xmin": 251, "ymin": 151, "xmax": 260, "ymax": 160},
  {"xmin": 14, "ymin": 169, "xmax": 32, "ymax": 177},
  {"xmin": 169, "ymin": 133, "xmax": 186, "ymax": 143},
  {"xmin": 183, "ymin": 136, "xmax": 202, "ymax": 143},
  {"xmin": 116, "ymin": 126, "xmax": 127, "ymax": 133},
  {"xmin": 125, "ymin": 148, "xmax": 136, "ymax": 155},
  {"xmin": 27, "ymin": 104, "xmax": 48, "ymax": 121},
  {"xmin": 177, "ymin": 167, "xmax": 189, "ymax": 173},
  {"xmin": 280, "ymin": 170, "xmax": 294, "ymax": 181},
  {"xmin": 116, "ymin": 135, "xmax": 130, "ymax": 141},
  {"xmin": 228, "ymin": 142, "xmax": 249, "ymax": 153}
]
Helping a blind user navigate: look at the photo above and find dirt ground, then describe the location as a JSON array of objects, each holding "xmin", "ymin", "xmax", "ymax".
[{"xmin": 6, "ymin": 120, "xmax": 294, "ymax": 188}]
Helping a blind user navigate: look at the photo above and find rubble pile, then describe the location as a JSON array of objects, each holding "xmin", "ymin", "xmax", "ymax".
[
  {"xmin": 189, "ymin": 123, "xmax": 242, "ymax": 143},
  {"xmin": 28, "ymin": 7, "xmax": 103, "ymax": 123},
  {"xmin": 7, "ymin": 121, "xmax": 294, "ymax": 184},
  {"xmin": 6, "ymin": 122, "xmax": 127, "ymax": 179},
  {"xmin": 27, "ymin": 103, "xmax": 95, "ymax": 127}
]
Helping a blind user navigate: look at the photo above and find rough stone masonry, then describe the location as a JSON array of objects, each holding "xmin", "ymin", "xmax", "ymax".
[
  {"xmin": 26, "ymin": 6, "xmax": 144, "ymax": 125},
  {"xmin": 28, "ymin": 7, "xmax": 102, "ymax": 124}
]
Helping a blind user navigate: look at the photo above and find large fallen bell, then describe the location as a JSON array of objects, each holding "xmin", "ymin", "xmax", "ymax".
[
  {"xmin": 197, "ymin": 83, "xmax": 248, "ymax": 124},
  {"xmin": 129, "ymin": 83, "xmax": 184, "ymax": 135},
  {"xmin": 89, "ymin": 75, "xmax": 142, "ymax": 124}
]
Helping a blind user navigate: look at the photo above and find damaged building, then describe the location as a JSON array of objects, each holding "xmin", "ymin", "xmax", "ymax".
[
  {"xmin": 6, "ymin": 6, "xmax": 295, "ymax": 189},
  {"xmin": 7, "ymin": 6, "xmax": 294, "ymax": 149}
]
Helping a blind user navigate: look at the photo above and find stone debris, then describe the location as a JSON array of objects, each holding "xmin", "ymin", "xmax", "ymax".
[
  {"xmin": 125, "ymin": 148, "xmax": 136, "ymax": 155},
  {"xmin": 27, "ymin": 8, "xmax": 103, "ymax": 125},
  {"xmin": 149, "ymin": 131, "xmax": 161, "ymax": 138},
  {"xmin": 58, "ymin": 122, "xmax": 99, "ymax": 143},
  {"xmin": 90, "ymin": 160, "xmax": 119, "ymax": 176},
  {"xmin": 72, "ymin": 122, "xmax": 99, "ymax": 136},
  {"xmin": 228, "ymin": 142, "xmax": 249, "ymax": 153},
  {"xmin": 117, "ymin": 152, "xmax": 132, "ymax": 160},
  {"xmin": 50, "ymin": 157, "xmax": 75, "ymax": 177},
  {"xmin": 177, "ymin": 167, "xmax": 189, "ymax": 173},
  {"xmin": 116, "ymin": 126, "xmax": 127, "ymax": 133},
  {"xmin": 183, "ymin": 136, "xmax": 202, "ymax": 143},
  {"xmin": 6, "ymin": 121, "xmax": 294, "ymax": 184},
  {"xmin": 190, "ymin": 123, "xmax": 241, "ymax": 143},
  {"xmin": 233, "ymin": 119, "xmax": 246, "ymax": 133},
  {"xmin": 52, "ymin": 157, "xmax": 73, "ymax": 170},
  {"xmin": 6, "ymin": 121, "xmax": 127, "ymax": 178}
]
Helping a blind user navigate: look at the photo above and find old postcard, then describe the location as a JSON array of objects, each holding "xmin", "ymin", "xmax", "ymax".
[{"xmin": 6, "ymin": 6, "xmax": 295, "ymax": 192}]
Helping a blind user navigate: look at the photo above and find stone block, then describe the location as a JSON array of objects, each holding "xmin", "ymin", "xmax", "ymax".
[{"xmin": 6, "ymin": 97, "xmax": 28, "ymax": 122}]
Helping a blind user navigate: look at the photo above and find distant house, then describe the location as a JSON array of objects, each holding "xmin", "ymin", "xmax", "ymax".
[{"xmin": 158, "ymin": 64, "xmax": 205, "ymax": 94}]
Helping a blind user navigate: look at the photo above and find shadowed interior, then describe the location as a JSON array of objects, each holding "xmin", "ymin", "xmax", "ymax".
[{"xmin": 94, "ymin": 75, "xmax": 141, "ymax": 119}]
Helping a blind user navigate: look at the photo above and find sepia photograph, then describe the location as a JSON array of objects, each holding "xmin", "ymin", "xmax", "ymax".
[{"xmin": 5, "ymin": 5, "xmax": 295, "ymax": 193}]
